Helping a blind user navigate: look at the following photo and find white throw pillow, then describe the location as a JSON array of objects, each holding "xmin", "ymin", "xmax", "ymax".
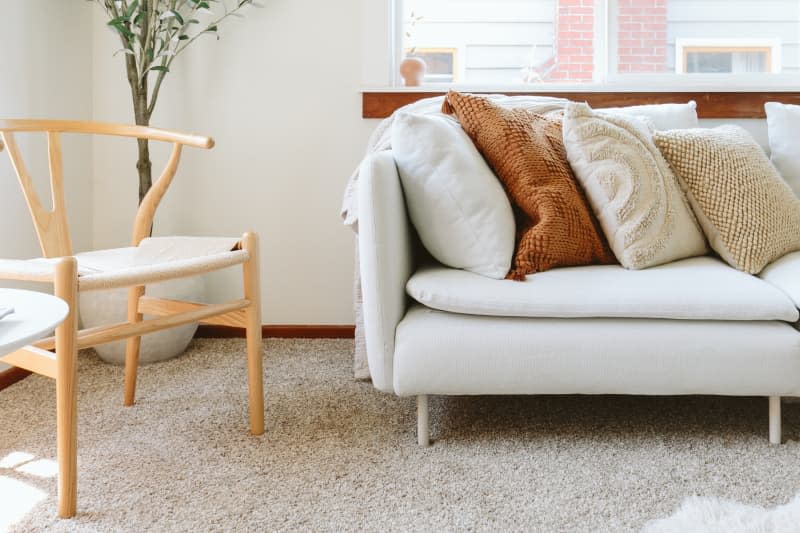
[
  {"xmin": 765, "ymin": 101, "xmax": 800, "ymax": 197},
  {"xmin": 562, "ymin": 102, "xmax": 707, "ymax": 270},
  {"xmin": 599, "ymin": 101, "xmax": 699, "ymax": 130},
  {"xmin": 391, "ymin": 112, "xmax": 515, "ymax": 279}
]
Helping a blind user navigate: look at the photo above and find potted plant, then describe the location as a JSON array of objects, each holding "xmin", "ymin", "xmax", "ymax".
[{"xmin": 85, "ymin": 0, "xmax": 258, "ymax": 364}]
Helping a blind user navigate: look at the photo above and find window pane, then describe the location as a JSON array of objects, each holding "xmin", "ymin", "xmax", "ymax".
[
  {"xmin": 397, "ymin": 0, "xmax": 800, "ymax": 85},
  {"xmin": 401, "ymin": 0, "xmax": 598, "ymax": 85},
  {"xmin": 611, "ymin": 0, "xmax": 800, "ymax": 76}
]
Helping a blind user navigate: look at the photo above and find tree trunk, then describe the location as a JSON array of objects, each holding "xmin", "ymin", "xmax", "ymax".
[
  {"xmin": 124, "ymin": 21, "xmax": 152, "ymax": 206},
  {"xmin": 133, "ymin": 88, "xmax": 152, "ymax": 205}
]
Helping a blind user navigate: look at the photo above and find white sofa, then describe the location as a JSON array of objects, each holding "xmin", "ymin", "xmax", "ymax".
[{"xmin": 358, "ymin": 150, "xmax": 800, "ymax": 447}]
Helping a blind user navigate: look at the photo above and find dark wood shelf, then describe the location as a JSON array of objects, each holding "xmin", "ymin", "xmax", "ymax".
[{"xmin": 363, "ymin": 90, "xmax": 800, "ymax": 119}]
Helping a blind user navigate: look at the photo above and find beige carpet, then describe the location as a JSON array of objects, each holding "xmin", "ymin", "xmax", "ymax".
[{"xmin": 1, "ymin": 338, "xmax": 799, "ymax": 532}]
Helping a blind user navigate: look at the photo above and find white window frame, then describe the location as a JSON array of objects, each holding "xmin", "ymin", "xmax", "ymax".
[
  {"xmin": 675, "ymin": 38, "xmax": 782, "ymax": 74},
  {"xmin": 404, "ymin": 47, "xmax": 459, "ymax": 82},
  {"xmin": 384, "ymin": 0, "xmax": 800, "ymax": 90}
]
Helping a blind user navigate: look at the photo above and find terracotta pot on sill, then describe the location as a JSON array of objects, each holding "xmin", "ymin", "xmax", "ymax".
[{"xmin": 400, "ymin": 57, "xmax": 426, "ymax": 87}]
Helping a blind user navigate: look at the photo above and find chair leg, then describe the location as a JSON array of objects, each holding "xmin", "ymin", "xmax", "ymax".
[
  {"xmin": 123, "ymin": 285, "xmax": 145, "ymax": 407},
  {"xmin": 54, "ymin": 258, "xmax": 79, "ymax": 518},
  {"xmin": 769, "ymin": 396, "xmax": 782, "ymax": 445},
  {"xmin": 417, "ymin": 395, "xmax": 430, "ymax": 447},
  {"xmin": 242, "ymin": 232, "xmax": 265, "ymax": 435}
]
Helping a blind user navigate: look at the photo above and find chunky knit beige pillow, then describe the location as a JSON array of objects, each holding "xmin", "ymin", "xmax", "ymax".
[
  {"xmin": 563, "ymin": 102, "xmax": 707, "ymax": 269},
  {"xmin": 654, "ymin": 125, "xmax": 800, "ymax": 274}
]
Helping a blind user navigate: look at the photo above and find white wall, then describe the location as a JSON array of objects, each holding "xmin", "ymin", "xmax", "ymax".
[
  {"xmin": 0, "ymin": 0, "xmax": 94, "ymax": 371},
  {"xmin": 91, "ymin": 0, "xmax": 377, "ymax": 325}
]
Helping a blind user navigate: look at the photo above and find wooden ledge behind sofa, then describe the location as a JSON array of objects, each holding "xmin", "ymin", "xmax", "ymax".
[{"xmin": 362, "ymin": 91, "xmax": 800, "ymax": 119}]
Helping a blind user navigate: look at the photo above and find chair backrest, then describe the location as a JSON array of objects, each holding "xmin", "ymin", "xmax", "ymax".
[{"xmin": 0, "ymin": 119, "xmax": 214, "ymax": 258}]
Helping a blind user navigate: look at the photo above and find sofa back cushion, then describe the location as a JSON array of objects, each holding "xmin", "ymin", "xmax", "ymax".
[
  {"xmin": 442, "ymin": 91, "xmax": 615, "ymax": 279},
  {"xmin": 391, "ymin": 112, "xmax": 516, "ymax": 279},
  {"xmin": 654, "ymin": 125, "xmax": 800, "ymax": 274},
  {"xmin": 562, "ymin": 102, "xmax": 707, "ymax": 269},
  {"xmin": 765, "ymin": 101, "xmax": 800, "ymax": 197},
  {"xmin": 598, "ymin": 101, "xmax": 698, "ymax": 130}
]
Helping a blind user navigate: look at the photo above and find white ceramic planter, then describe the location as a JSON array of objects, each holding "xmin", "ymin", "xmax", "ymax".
[{"xmin": 79, "ymin": 276, "xmax": 204, "ymax": 365}]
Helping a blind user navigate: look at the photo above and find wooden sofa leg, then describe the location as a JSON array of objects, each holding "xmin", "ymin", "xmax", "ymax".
[
  {"xmin": 242, "ymin": 232, "xmax": 265, "ymax": 436},
  {"xmin": 417, "ymin": 395, "xmax": 430, "ymax": 447},
  {"xmin": 769, "ymin": 396, "xmax": 782, "ymax": 445},
  {"xmin": 55, "ymin": 258, "xmax": 79, "ymax": 518},
  {"xmin": 123, "ymin": 285, "xmax": 145, "ymax": 407}
]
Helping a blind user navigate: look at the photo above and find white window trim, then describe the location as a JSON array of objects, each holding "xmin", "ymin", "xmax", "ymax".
[
  {"xmin": 391, "ymin": 0, "xmax": 403, "ymax": 86},
  {"xmin": 594, "ymin": 0, "xmax": 610, "ymax": 85},
  {"xmin": 675, "ymin": 38, "xmax": 782, "ymax": 74},
  {"xmin": 375, "ymin": 0, "xmax": 800, "ymax": 91}
]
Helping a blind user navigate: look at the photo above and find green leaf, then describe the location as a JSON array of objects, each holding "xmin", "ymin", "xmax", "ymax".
[
  {"xmin": 150, "ymin": 66, "xmax": 169, "ymax": 72},
  {"xmin": 107, "ymin": 15, "xmax": 129, "ymax": 26},
  {"xmin": 108, "ymin": 20, "xmax": 135, "ymax": 40},
  {"xmin": 125, "ymin": 0, "xmax": 139, "ymax": 18},
  {"xmin": 160, "ymin": 9, "xmax": 184, "ymax": 25}
]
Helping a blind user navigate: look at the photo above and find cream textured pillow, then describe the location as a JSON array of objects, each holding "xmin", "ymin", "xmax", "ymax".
[
  {"xmin": 562, "ymin": 102, "xmax": 707, "ymax": 269},
  {"xmin": 654, "ymin": 125, "xmax": 800, "ymax": 274}
]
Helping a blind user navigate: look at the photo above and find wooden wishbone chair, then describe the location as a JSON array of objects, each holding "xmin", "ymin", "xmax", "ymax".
[{"xmin": 0, "ymin": 120, "xmax": 265, "ymax": 518}]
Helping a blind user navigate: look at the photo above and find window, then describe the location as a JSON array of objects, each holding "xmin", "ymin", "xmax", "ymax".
[
  {"xmin": 404, "ymin": 48, "xmax": 458, "ymax": 82},
  {"xmin": 675, "ymin": 39, "xmax": 780, "ymax": 74},
  {"xmin": 396, "ymin": 0, "xmax": 800, "ymax": 86}
]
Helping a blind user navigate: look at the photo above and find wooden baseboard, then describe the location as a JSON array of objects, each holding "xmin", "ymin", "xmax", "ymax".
[
  {"xmin": 196, "ymin": 324, "xmax": 355, "ymax": 339},
  {"xmin": 0, "ymin": 366, "xmax": 32, "ymax": 392}
]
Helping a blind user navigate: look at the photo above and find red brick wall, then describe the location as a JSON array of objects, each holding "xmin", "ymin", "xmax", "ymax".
[
  {"xmin": 616, "ymin": 0, "xmax": 668, "ymax": 73},
  {"xmin": 549, "ymin": 0, "xmax": 669, "ymax": 81},
  {"xmin": 551, "ymin": 0, "xmax": 595, "ymax": 82}
]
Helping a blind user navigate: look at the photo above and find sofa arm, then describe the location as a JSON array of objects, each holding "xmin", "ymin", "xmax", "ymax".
[{"xmin": 358, "ymin": 151, "xmax": 415, "ymax": 393}]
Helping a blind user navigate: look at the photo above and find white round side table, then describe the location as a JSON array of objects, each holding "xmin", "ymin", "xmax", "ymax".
[{"xmin": 0, "ymin": 289, "xmax": 69, "ymax": 357}]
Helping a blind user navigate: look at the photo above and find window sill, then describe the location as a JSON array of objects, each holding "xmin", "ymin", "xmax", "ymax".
[{"xmin": 361, "ymin": 87, "xmax": 800, "ymax": 119}]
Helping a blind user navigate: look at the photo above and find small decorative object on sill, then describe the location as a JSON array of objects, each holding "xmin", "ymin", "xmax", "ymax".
[{"xmin": 400, "ymin": 57, "xmax": 426, "ymax": 87}]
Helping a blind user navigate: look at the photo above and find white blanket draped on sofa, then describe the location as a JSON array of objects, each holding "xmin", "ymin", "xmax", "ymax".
[{"xmin": 340, "ymin": 94, "xmax": 569, "ymax": 380}]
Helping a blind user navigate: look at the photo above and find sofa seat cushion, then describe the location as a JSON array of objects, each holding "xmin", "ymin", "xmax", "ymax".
[
  {"xmin": 394, "ymin": 305, "xmax": 800, "ymax": 396},
  {"xmin": 760, "ymin": 251, "xmax": 800, "ymax": 308},
  {"xmin": 406, "ymin": 256, "xmax": 799, "ymax": 322}
]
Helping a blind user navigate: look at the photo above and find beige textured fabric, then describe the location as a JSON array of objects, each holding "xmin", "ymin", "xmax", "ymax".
[
  {"xmin": 0, "ymin": 236, "xmax": 246, "ymax": 291},
  {"xmin": 563, "ymin": 102, "xmax": 707, "ymax": 269},
  {"xmin": 78, "ymin": 249, "xmax": 249, "ymax": 291},
  {"xmin": 6, "ymin": 339, "xmax": 800, "ymax": 531},
  {"xmin": 654, "ymin": 125, "xmax": 800, "ymax": 274}
]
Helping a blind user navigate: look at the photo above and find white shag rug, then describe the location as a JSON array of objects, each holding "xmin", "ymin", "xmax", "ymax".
[{"xmin": 644, "ymin": 494, "xmax": 800, "ymax": 532}]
